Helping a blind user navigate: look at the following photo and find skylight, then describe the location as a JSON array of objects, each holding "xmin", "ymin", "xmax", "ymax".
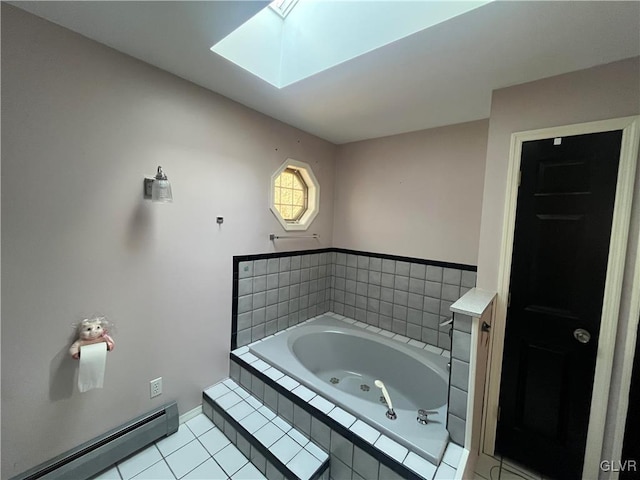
[
  {"xmin": 211, "ymin": 1, "xmax": 493, "ymax": 89},
  {"xmin": 269, "ymin": 0, "xmax": 299, "ymax": 19}
]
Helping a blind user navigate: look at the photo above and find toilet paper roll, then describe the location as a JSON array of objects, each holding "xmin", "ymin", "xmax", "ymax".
[{"xmin": 78, "ymin": 342, "xmax": 107, "ymax": 393}]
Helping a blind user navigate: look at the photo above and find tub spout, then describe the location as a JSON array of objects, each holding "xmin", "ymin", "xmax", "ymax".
[{"xmin": 374, "ymin": 380, "xmax": 397, "ymax": 420}]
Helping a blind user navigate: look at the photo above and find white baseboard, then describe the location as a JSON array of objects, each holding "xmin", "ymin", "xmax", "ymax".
[{"xmin": 179, "ymin": 405, "xmax": 203, "ymax": 424}]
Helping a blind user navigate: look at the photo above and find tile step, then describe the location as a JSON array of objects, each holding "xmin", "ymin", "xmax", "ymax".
[{"xmin": 203, "ymin": 378, "xmax": 330, "ymax": 480}]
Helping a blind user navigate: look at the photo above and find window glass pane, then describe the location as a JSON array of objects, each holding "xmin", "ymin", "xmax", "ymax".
[
  {"xmin": 274, "ymin": 188, "xmax": 281, "ymax": 204},
  {"xmin": 281, "ymin": 188, "xmax": 292, "ymax": 205},
  {"xmin": 280, "ymin": 205, "xmax": 293, "ymax": 219},
  {"xmin": 282, "ymin": 171, "xmax": 293, "ymax": 188},
  {"xmin": 293, "ymin": 189, "xmax": 304, "ymax": 206}
]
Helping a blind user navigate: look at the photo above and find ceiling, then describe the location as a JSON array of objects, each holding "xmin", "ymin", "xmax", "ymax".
[{"xmin": 8, "ymin": 1, "xmax": 640, "ymax": 144}]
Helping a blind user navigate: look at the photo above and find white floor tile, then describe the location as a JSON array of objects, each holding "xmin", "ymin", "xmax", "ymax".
[
  {"xmin": 228, "ymin": 401, "xmax": 255, "ymax": 422},
  {"xmin": 263, "ymin": 367, "xmax": 284, "ymax": 381},
  {"xmin": 117, "ymin": 445, "xmax": 163, "ymax": 480},
  {"xmin": 442, "ymin": 443, "xmax": 464, "ymax": 468},
  {"xmin": 238, "ymin": 352, "xmax": 259, "ymax": 364},
  {"xmin": 214, "ymin": 443, "xmax": 248, "ymax": 476},
  {"xmin": 435, "ymin": 462, "xmax": 457, "ymax": 480},
  {"xmin": 205, "ymin": 383, "xmax": 231, "ymax": 400},
  {"xmin": 277, "ymin": 375, "xmax": 300, "ymax": 391},
  {"xmin": 309, "ymin": 396, "xmax": 334, "ymax": 414},
  {"xmin": 245, "ymin": 396, "xmax": 263, "ymax": 410},
  {"xmin": 403, "ymin": 452, "xmax": 437, "ymax": 480},
  {"xmin": 287, "ymin": 448, "xmax": 322, "ymax": 480},
  {"xmin": 287, "ymin": 428, "xmax": 308, "ymax": 447},
  {"xmin": 328, "ymin": 407, "xmax": 356, "ymax": 428},
  {"xmin": 252, "ymin": 359, "xmax": 271, "ymax": 372},
  {"xmin": 198, "ymin": 427, "xmax": 230, "ymax": 456},
  {"xmin": 305, "ymin": 442, "xmax": 328, "ymax": 462},
  {"xmin": 292, "ymin": 385, "xmax": 316, "ymax": 402},
  {"xmin": 223, "ymin": 379, "xmax": 240, "ymax": 389},
  {"xmin": 271, "ymin": 416, "xmax": 292, "ymax": 433},
  {"xmin": 165, "ymin": 440, "xmax": 210, "ymax": 479},
  {"xmin": 186, "ymin": 414, "xmax": 215, "ymax": 437},
  {"xmin": 133, "ymin": 460, "xmax": 176, "ymax": 480},
  {"xmin": 182, "ymin": 458, "xmax": 227, "ymax": 480},
  {"xmin": 349, "ymin": 420, "xmax": 380, "ymax": 444},
  {"xmin": 254, "ymin": 422, "xmax": 285, "ymax": 447},
  {"xmin": 374, "ymin": 435, "xmax": 408, "ymax": 463},
  {"xmin": 234, "ymin": 388, "xmax": 250, "ymax": 399},
  {"xmin": 258, "ymin": 405, "xmax": 276, "ymax": 420},
  {"xmin": 231, "ymin": 462, "xmax": 267, "ymax": 480},
  {"xmin": 217, "ymin": 390, "xmax": 243, "ymax": 409},
  {"xmin": 156, "ymin": 425, "xmax": 196, "ymax": 457},
  {"xmin": 239, "ymin": 411, "xmax": 269, "ymax": 434},
  {"xmin": 91, "ymin": 466, "xmax": 121, "ymax": 480},
  {"xmin": 270, "ymin": 435, "xmax": 303, "ymax": 464}
]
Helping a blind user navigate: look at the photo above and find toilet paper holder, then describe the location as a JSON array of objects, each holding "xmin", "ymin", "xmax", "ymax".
[{"xmin": 69, "ymin": 317, "xmax": 115, "ymax": 359}]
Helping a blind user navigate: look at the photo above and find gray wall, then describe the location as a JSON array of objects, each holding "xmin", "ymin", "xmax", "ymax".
[{"xmin": 1, "ymin": 6, "xmax": 336, "ymax": 478}]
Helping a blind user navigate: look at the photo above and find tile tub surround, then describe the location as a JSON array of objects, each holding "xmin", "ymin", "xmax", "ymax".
[
  {"xmin": 227, "ymin": 316, "xmax": 461, "ymax": 480},
  {"xmin": 233, "ymin": 249, "xmax": 333, "ymax": 349},
  {"xmin": 330, "ymin": 251, "xmax": 476, "ymax": 350},
  {"xmin": 232, "ymin": 248, "xmax": 476, "ymax": 350},
  {"xmin": 447, "ymin": 313, "xmax": 472, "ymax": 446},
  {"xmin": 203, "ymin": 378, "xmax": 330, "ymax": 480}
]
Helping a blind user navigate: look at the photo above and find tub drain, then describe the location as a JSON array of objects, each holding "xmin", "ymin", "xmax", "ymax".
[
  {"xmin": 360, "ymin": 384, "xmax": 370, "ymax": 392},
  {"xmin": 330, "ymin": 377, "xmax": 340, "ymax": 384}
]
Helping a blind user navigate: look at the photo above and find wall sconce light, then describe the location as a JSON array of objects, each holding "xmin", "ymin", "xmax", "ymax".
[{"xmin": 144, "ymin": 166, "xmax": 173, "ymax": 203}]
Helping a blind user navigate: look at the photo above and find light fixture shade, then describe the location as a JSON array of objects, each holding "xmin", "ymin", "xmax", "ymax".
[
  {"xmin": 151, "ymin": 178, "xmax": 173, "ymax": 203},
  {"xmin": 150, "ymin": 166, "xmax": 173, "ymax": 203}
]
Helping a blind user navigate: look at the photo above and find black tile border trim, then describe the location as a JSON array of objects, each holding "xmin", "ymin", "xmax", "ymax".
[
  {"xmin": 202, "ymin": 392, "xmax": 329, "ymax": 480},
  {"xmin": 230, "ymin": 353, "xmax": 429, "ymax": 480},
  {"xmin": 231, "ymin": 247, "xmax": 477, "ymax": 350}
]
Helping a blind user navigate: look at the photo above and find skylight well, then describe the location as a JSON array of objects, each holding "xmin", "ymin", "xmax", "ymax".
[
  {"xmin": 269, "ymin": 0, "xmax": 299, "ymax": 19},
  {"xmin": 210, "ymin": 1, "xmax": 493, "ymax": 89}
]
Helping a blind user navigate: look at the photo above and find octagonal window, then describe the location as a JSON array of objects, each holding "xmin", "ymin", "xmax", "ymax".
[{"xmin": 270, "ymin": 159, "xmax": 319, "ymax": 231}]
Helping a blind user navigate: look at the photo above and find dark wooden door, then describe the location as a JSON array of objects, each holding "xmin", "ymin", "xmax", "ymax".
[{"xmin": 496, "ymin": 131, "xmax": 622, "ymax": 479}]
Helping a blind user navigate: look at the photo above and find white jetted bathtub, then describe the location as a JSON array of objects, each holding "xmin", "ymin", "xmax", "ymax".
[{"xmin": 250, "ymin": 315, "xmax": 450, "ymax": 464}]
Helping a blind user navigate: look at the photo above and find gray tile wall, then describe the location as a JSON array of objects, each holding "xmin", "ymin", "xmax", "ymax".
[
  {"xmin": 236, "ymin": 252, "xmax": 332, "ymax": 348},
  {"xmin": 448, "ymin": 313, "xmax": 473, "ymax": 445},
  {"xmin": 329, "ymin": 252, "xmax": 477, "ymax": 350},
  {"xmin": 234, "ymin": 249, "xmax": 476, "ymax": 353}
]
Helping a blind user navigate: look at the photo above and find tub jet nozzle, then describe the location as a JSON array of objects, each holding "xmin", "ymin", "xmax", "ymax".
[{"xmin": 374, "ymin": 380, "xmax": 397, "ymax": 420}]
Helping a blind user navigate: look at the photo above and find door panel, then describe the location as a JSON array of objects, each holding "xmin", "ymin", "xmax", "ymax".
[{"xmin": 497, "ymin": 131, "xmax": 622, "ymax": 479}]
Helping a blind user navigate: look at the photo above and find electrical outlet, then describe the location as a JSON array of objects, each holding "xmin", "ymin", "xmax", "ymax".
[{"xmin": 150, "ymin": 377, "xmax": 162, "ymax": 398}]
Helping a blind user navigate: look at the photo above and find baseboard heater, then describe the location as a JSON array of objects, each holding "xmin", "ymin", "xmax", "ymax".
[{"xmin": 11, "ymin": 402, "xmax": 179, "ymax": 480}]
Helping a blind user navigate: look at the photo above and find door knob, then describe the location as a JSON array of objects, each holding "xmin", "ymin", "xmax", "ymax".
[{"xmin": 573, "ymin": 328, "xmax": 591, "ymax": 344}]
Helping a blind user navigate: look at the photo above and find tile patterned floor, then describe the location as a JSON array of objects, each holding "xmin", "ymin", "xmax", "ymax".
[{"xmin": 90, "ymin": 414, "xmax": 262, "ymax": 480}]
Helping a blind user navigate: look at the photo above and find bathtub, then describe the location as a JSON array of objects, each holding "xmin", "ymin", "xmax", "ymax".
[{"xmin": 249, "ymin": 315, "xmax": 450, "ymax": 464}]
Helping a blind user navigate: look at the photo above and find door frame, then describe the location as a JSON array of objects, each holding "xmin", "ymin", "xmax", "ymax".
[{"xmin": 481, "ymin": 115, "xmax": 640, "ymax": 479}]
